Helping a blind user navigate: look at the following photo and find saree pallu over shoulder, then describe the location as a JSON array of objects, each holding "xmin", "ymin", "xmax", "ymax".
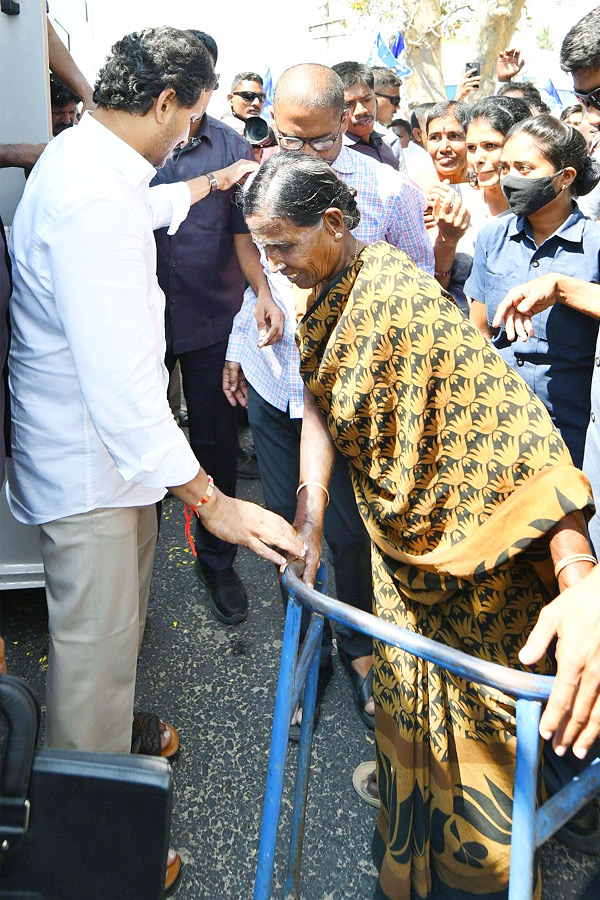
[{"xmin": 297, "ymin": 241, "xmax": 593, "ymax": 605}]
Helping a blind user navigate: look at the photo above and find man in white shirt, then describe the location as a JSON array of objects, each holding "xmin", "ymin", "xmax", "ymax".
[{"xmin": 8, "ymin": 27, "xmax": 303, "ymax": 761}]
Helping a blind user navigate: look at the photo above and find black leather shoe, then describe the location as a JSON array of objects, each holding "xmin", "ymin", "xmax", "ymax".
[
  {"xmin": 237, "ymin": 449, "xmax": 260, "ymax": 480},
  {"xmin": 197, "ymin": 563, "xmax": 248, "ymax": 624}
]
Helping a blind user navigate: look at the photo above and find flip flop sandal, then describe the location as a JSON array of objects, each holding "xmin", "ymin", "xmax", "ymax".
[
  {"xmin": 337, "ymin": 647, "xmax": 376, "ymax": 731},
  {"xmin": 131, "ymin": 711, "xmax": 180, "ymax": 760},
  {"xmin": 352, "ymin": 761, "xmax": 380, "ymax": 809},
  {"xmin": 165, "ymin": 849, "xmax": 182, "ymax": 894}
]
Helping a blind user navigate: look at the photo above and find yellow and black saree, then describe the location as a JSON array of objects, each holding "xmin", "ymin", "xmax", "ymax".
[{"xmin": 296, "ymin": 242, "xmax": 593, "ymax": 900}]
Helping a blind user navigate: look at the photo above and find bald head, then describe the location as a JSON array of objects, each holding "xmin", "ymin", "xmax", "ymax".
[{"xmin": 274, "ymin": 64, "xmax": 345, "ymax": 117}]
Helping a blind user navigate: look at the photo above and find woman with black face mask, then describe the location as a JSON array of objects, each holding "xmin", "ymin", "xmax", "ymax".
[{"xmin": 466, "ymin": 115, "xmax": 600, "ymax": 467}]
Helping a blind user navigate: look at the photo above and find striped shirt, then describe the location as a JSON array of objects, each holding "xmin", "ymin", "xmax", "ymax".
[{"xmin": 226, "ymin": 143, "xmax": 433, "ymax": 417}]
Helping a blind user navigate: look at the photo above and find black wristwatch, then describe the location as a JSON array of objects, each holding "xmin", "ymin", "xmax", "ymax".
[{"xmin": 205, "ymin": 171, "xmax": 218, "ymax": 193}]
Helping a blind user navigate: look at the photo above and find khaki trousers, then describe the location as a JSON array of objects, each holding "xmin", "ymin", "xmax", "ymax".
[{"xmin": 40, "ymin": 505, "xmax": 158, "ymax": 753}]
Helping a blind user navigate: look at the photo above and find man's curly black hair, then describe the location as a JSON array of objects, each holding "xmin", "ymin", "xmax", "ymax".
[{"xmin": 93, "ymin": 27, "xmax": 213, "ymax": 114}]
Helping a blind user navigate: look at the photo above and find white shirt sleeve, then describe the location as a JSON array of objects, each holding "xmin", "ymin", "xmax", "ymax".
[
  {"xmin": 46, "ymin": 194, "xmax": 199, "ymax": 488},
  {"xmin": 148, "ymin": 181, "xmax": 192, "ymax": 235}
]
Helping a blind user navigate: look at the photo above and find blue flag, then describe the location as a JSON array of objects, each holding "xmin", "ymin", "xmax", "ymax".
[
  {"xmin": 367, "ymin": 33, "xmax": 411, "ymax": 78},
  {"xmin": 390, "ymin": 32, "xmax": 405, "ymax": 59},
  {"xmin": 542, "ymin": 78, "xmax": 563, "ymax": 111},
  {"xmin": 262, "ymin": 66, "xmax": 274, "ymax": 119}
]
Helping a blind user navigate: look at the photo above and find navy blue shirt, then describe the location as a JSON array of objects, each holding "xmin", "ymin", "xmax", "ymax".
[
  {"xmin": 465, "ymin": 204, "xmax": 600, "ymax": 467},
  {"xmin": 152, "ymin": 115, "xmax": 254, "ymax": 354}
]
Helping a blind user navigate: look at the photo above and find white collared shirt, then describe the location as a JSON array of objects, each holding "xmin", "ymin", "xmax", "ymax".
[{"xmin": 8, "ymin": 113, "xmax": 199, "ymax": 524}]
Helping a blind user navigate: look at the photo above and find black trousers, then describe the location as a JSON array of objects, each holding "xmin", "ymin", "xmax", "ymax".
[
  {"xmin": 166, "ymin": 341, "xmax": 238, "ymax": 572},
  {"xmin": 247, "ymin": 383, "xmax": 373, "ymax": 664}
]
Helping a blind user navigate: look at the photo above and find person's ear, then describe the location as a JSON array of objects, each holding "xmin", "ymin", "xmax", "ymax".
[
  {"xmin": 323, "ymin": 207, "xmax": 345, "ymax": 237},
  {"xmin": 559, "ymin": 166, "xmax": 576, "ymax": 192},
  {"xmin": 154, "ymin": 87, "xmax": 177, "ymax": 124},
  {"xmin": 338, "ymin": 109, "xmax": 349, "ymax": 138}
]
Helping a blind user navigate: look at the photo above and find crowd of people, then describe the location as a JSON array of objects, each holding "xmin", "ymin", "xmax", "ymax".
[{"xmin": 3, "ymin": 5, "xmax": 600, "ymax": 899}]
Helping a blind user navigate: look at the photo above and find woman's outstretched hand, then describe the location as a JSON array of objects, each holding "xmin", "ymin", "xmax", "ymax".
[{"xmin": 492, "ymin": 274, "xmax": 560, "ymax": 341}]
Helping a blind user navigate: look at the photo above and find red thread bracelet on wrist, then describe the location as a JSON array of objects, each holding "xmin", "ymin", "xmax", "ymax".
[{"xmin": 184, "ymin": 475, "xmax": 215, "ymax": 556}]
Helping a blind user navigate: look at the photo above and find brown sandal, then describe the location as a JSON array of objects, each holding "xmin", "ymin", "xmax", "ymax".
[
  {"xmin": 131, "ymin": 711, "xmax": 180, "ymax": 760},
  {"xmin": 165, "ymin": 849, "xmax": 182, "ymax": 893}
]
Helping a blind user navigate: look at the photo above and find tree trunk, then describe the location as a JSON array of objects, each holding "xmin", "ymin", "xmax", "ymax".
[
  {"xmin": 402, "ymin": 0, "xmax": 447, "ymax": 104},
  {"xmin": 471, "ymin": 0, "xmax": 527, "ymax": 98}
]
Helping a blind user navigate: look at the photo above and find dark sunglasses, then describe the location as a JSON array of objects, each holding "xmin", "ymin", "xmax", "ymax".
[
  {"xmin": 573, "ymin": 85, "xmax": 600, "ymax": 111},
  {"xmin": 211, "ymin": 73, "xmax": 220, "ymax": 91},
  {"xmin": 375, "ymin": 92, "xmax": 400, "ymax": 107},
  {"xmin": 233, "ymin": 90, "xmax": 266, "ymax": 103}
]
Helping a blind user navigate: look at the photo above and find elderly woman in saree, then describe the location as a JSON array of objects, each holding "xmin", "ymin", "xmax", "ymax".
[{"xmin": 243, "ymin": 152, "xmax": 597, "ymax": 900}]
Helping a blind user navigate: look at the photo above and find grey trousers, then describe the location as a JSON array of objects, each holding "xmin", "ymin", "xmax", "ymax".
[{"xmin": 40, "ymin": 504, "xmax": 158, "ymax": 753}]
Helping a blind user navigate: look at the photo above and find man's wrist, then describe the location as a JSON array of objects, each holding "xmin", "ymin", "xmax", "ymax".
[{"xmin": 205, "ymin": 171, "xmax": 218, "ymax": 193}]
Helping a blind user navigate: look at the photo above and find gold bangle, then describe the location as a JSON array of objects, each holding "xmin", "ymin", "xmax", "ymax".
[
  {"xmin": 296, "ymin": 481, "xmax": 330, "ymax": 507},
  {"xmin": 554, "ymin": 553, "xmax": 597, "ymax": 579}
]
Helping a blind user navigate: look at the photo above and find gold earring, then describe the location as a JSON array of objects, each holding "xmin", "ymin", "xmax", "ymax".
[{"xmin": 334, "ymin": 231, "xmax": 343, "ymax": 240}]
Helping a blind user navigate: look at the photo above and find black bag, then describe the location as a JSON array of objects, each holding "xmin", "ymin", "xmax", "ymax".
[{"xmin": 0, "ymin": 674, "xmax": 173, "ymax": 900}]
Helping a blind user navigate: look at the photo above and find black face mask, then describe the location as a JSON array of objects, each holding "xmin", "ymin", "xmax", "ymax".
[{"xmin": 501, "ymin": 168, "xmax": 564, "ymax": 218}]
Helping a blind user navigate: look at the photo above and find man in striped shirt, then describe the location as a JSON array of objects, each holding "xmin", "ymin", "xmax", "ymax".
[{"xmin": 223, "ymin": 64, "xmax": 433, "ymax": 735}]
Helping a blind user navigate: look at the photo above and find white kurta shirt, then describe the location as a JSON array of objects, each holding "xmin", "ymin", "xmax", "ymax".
[{"xmin": 8, "ymin": 113, "xmax": 199, "ymax": 525}]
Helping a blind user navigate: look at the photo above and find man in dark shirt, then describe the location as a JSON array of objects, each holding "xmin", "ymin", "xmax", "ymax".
[
  {"xmin": 331, "ymin": 61, "xmax": 399, "ymax": 170},
  {"xmin": 152, "ymin": 33, "xmax": 260, "ymax": 624}
]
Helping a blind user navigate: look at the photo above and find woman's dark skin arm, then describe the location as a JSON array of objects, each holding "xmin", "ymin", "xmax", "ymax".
[
  {"xmin": 520, "ymin": 511, "xmax": 600, "ymax": 757},
  {"xmin": 294, "ymin": 388, "xmax": 336, "ymax": 587}
]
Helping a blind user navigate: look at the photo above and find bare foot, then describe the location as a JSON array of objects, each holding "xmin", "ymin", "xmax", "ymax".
[{"xmin": 158, "ymin": 719, "xmax": 172, "ymax": 752}]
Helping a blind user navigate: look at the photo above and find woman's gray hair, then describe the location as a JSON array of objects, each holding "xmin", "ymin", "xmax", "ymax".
[{"xmin": 243, "ymin": 151, "xmax": 361, "ymax": 231}]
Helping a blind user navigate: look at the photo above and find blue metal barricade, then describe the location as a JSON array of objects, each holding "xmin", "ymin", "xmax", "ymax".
[{"xmin": 254, "ymin": 560, "xmax": 600, "ymax": 900}]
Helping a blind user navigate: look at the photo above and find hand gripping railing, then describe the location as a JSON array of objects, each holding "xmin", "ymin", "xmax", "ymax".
[{"xmin": 254, "ymin": 560, "xmax": 600, "ymax": 900}]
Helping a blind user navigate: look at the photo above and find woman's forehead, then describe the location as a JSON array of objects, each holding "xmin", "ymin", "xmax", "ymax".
[
  {"xmin": 502, "ymin": 132, "xmax": 545, "ymax": 160},
  {"xmin": 246, "ymin": 209, "xmax": 303, "ymax": 240},
  {"xmin": 429, "ymin": 115, "xmax": 464, "ymax": 135}
]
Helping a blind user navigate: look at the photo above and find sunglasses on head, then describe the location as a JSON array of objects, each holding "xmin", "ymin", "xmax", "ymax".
[
  {"xmin": 573, "ymin": 85, "xmax": 600, "ymax": 111},
  {"xmin": 375, "ymin": 92, "xmax": 401, "ymax": 107},
  {"xmin": 233, "ymin": 90, "xmax": 266, "ymax": 103}
]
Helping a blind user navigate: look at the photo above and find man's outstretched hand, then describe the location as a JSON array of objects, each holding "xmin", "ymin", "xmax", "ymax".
[{"xmin": 519, "ymin": 566, "xmax": 600, "ymax": 759}]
